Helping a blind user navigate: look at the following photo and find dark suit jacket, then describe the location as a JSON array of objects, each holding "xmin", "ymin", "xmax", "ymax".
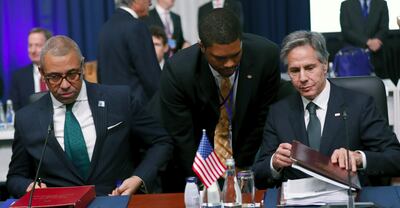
[
  {"xmin": 9, "ymin": 65, "xmax": 35, "ymax": 111},
  {"xmin": 97, "ymin": 8, "xmax": 161, "ymax": 103},
  {"xmin": 340, "ymin": 0, "xmax": 389, "ymax": 48},
  {"xmin": 143, "ymin": 9, "xmax": 184, "ymax": 51},
  {"xmin": 159, "ymin": 33, "xmax": 280, "ymax": 176},
  {"xmin": 253, "ymin": 82, "xmax": 400, "ymax": 189},
  {"xmin": 198, "ymin": 0, "xmax": 244, "ymax": 29},
  {"xmin": 7, "ymin": 82, "xmax": 172, "ymax": 197}
]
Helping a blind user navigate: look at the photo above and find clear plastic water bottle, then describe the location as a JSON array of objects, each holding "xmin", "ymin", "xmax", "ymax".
[
  {"xmin": 222, "ymin": 158, "xmax": 242, "ymax": 208},
  {"xmin": 201, "ymin": 181, "xmax": 222, "ymax": 208},
  {"xmin": 0, "ymin": 101, "xmax": 6, "ymax": 130},
  {"xmin": 184, "ymin": 177, "xmax": 200, "ymax": 208},
  {"xmin": 6, "ymin": 99, "xmax": 15, "ymax": 128}
]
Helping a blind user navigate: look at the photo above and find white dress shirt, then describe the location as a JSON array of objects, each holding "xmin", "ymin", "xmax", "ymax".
[
  {"xmin": 212, "ymin": 0, "xmax": 226, "ymax": 8},
  {"xmin": 209, "ymin": 65, "xmax": 238, "ymax": 108},
  {"xmin": 51, "ymin": 82, "xmax": 97, "ymax": 160},
  {"xmin": 33, "ymin": 64, "xmax": 42, "ymax": 93},
  {"xmin": 120, "ymin": 6, "xmax": 139, "ymax": 19},
  {"xmin": 155, "ymin": 4, "xmax": 174, "ymax": 35},
  {"xmin": 359, "ymin": 0, "xmax": 371, "ymax": 13}
]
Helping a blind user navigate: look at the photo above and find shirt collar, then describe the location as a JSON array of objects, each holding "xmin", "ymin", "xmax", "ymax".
[
  {"xmin": 51, "ymin": 81, "xmax": 88, "ymax": 109},
  {"xmin": 155, "ymin": 3, "xmax": 169, "ymax": 15},
  {"xmin": 120, "ymin": 6, "xmax": 139, "ymax": 19},
  {"xmin": 359, "ymin": 0, "xmax": 371, "ymax": 6},
  {"xmin": 33, "ymin": 64, "xmax": 40, "ymax": 76},
  {"xmin": 302, "ymin": 80, "xmax": 330, "ymax": 112},
  {"xmin": 212, "ymin": 0, "xmax": 226, "ymax": 8},
  {"xmin": 209, "ymin": 64, "xmax": 236, "ymax": 84}
]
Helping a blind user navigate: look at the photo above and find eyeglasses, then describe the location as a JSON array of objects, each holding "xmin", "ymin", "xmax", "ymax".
[{"xmin": 43, "ymin": 69, "xmax": 82, "ymax": 85}]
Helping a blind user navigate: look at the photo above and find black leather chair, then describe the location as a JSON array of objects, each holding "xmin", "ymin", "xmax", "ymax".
[
  {"xmin": 328, "ymin": 76, "xmax": 388, "ymax": 122},
  {"xmin": 277, "ymin": 76, "xmax": 388, "ymax": 121},
  {"xmin": 28, "ymin": 91, "xmax": 47, "ymax": 104}
]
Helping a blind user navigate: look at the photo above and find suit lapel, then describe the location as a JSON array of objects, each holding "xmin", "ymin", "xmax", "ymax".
[
  {"xmin": 350, "ymin": 0, "xmax": 365, "ymax": 26},
  {"xmin": 171, "ymin": 13, "xmax": 179, "ymax": 38},
  {"xmin": 28, "ymin": 65, "xmax": 35, "ymax": 93},
  {"xmin": 365, "ymin": 0, "xmax": 378, "ymax": 30},
  {"xmin": 320, "ymin": 84, "xmax": 346, "ymax": 155},
  {"xmin": 151, "ymin": 9, "xmax": 165, "ymax": 28},
  {"xmin": 288, "ymin": 94, "xmax": 309, "ymax": 145},
  {"xmin": 196, "ymin": 55, "xmax": 220, "ymax": 118},
  {"xmin": 233, "ymin": 47, "xmax": 254, "ymax": 142},
  {"xmin": 85, "ymin": 82, "xmax": 107, "ymax": 178}
]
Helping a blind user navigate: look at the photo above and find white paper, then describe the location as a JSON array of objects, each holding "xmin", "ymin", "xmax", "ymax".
[
  {"xmin": 281, "ymin": 178, "xmax": 351, "ymax": 206},
  {"xmin": 292, "ymin": 163, "xmax": 356, "ymax": 191}
]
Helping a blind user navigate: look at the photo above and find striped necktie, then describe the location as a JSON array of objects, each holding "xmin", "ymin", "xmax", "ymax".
[{"xmin": 214, "ymin": 77, "xmax": 233, "ymax": 165}]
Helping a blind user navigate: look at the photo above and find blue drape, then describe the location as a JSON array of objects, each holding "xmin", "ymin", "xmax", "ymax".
[
  {"xmin": 240, "ymin": 0, "xmax": 310, "ymax": 45},
  {"xmin": 0, "ymin": 0, "xmax": 115, "ymax": 100}
]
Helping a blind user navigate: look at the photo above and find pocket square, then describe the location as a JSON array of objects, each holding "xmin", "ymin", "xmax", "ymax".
[{"xmin": 107, "ymin": 121, "xmax": 123, "ymax": 130}]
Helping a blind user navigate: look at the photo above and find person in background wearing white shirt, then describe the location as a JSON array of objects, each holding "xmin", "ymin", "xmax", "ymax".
[
  {"xmin": 253, "ymin": 30, "xmax": 400, "ymax": 189},
  {"xmin": 9, "ymin": 27, "xmax": 52, "ymax": 110},
  {"xmin": 143, "ymin": 0, "xmax": 189, "ymax": 56}
]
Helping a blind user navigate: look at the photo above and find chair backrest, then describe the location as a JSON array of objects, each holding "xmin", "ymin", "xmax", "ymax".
[
  {"xmin": 277, "ymin": 76, "xmax": 388, "ymax": 122},
  {"xmin": 328, "ymin": 76, "xmax": 388, "ymax": 122},
  {"xmin": 84, "ymin": 60, "xmax": 97, "ymax": 83},
  {"xmin": 28, "ymin": 92, "xmax": 47, "ymax": 104}
]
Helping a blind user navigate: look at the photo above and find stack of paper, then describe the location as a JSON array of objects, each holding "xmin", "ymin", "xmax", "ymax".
[{"xmin": 280, "ymin": 177, "xmax": 351, "ymax": 206}]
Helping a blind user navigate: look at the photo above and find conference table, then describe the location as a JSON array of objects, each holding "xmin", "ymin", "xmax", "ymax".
[
  {"xmin": 2, "ymin": 186, "xmax": 399, "ymax": 207},
  {"xmin": 126, "ymin": 186, "xmax": 400, "ymax": 208},
  {"xmin": 128, "ymin": 190, "xmax": 265, "ymax": 207}
]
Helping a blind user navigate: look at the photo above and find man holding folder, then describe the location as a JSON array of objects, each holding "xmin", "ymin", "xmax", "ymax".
[{"xmin": 253, "ymin": 30, "xmax": 400, "ymax": 189}]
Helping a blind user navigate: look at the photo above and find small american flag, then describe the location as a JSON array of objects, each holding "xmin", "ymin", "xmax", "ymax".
[{"xmin": 192, "ymin": 129, "xmax": 226, "ymax": 188}]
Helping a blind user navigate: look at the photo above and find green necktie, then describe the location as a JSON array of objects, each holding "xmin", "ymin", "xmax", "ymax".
[
  {"xmin": 306, "ymin": 102, "xmax": 321, "ymax": 150},
  {"xmin": 64, "ymin": 103, "xmax": 90, "ymax": 179}
]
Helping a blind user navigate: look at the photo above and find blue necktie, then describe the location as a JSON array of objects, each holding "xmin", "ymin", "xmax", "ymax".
[
  {"xmin": 64, "ymin": 103, "xmax": 90, "ymax": 179},
  {"xmin": 307, "ymin": 102, "xmax": 321, "ymax": 150},
  {"xmin": 362, "ymin": 0, "xmax": 369, "ymax": 19}
]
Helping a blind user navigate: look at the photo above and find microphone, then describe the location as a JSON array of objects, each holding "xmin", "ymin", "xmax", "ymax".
[
  {"xmin": 28, "ymin": 123, "xmax": 53, "ymax": 208},
  {"xmin": 342, "ymin": 109, "xmax": 355, "ymax": 208}
]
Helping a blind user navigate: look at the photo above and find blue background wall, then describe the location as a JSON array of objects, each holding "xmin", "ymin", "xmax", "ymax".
[
  {"xmin": 0, "ymin": 0, "xmax": 115, "ymax": 100},
  {"xmin": 0, "ymin": 0, "xmax": 310, "ymax": 101}
]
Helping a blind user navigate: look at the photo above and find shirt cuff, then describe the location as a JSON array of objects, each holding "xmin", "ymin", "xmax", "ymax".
[
  {"xmin": 133, "ymin": 175, "xmax": 148, "ymax": 194},
  {"xmin": 270, "ymin": 153, "xmax": 282, "ymax": 179},
  {"xmin": 355, "ymin": 150, "xmax": 367, "ymax": 170}
]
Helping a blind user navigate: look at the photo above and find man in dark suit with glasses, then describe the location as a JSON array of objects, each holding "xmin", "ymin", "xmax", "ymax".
[{"xmin": 7, "ymin": 35, "xmax": 172, "ymax": 197}]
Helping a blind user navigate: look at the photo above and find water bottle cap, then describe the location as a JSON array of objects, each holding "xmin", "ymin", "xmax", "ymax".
[
  {"xmin": 6, "ymin": 99, "xmax": 12, "ymax": 105},
  {"xmin": 226, "ymin": 158, "xmax": 235, "ymax": 166},
  {"xmin": 186, "ymin": 176, "xmax": 197, "ymax": 183}
]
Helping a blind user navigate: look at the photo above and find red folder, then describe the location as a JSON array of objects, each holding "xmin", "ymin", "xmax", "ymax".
[
  {"xmin": 10, "ymin": 185, "xmax": 96, "ymax": 208},
  {"xmin": 290, "ymin": 140, "xmax": 361, "ymax": 190}
]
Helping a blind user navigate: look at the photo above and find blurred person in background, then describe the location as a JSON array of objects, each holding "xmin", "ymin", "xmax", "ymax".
[
  {"xmin": 10, "ymin": 27, "xmax": 52, "ymax": 110},
  {"xmin": 98, "ymin": 0, "xmax": 160, "ymax": 104}
]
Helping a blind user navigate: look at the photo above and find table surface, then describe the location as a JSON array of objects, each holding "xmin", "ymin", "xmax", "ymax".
[
  {"xmin": 128, "ymin": 190, "xmax": 265, "ymax": 208},
  {"xmin": 2, "ymin": 186, "xmax": 399, "ymax": 208}
]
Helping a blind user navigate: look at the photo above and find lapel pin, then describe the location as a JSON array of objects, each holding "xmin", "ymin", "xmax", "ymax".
[
  {"xmin": 334, "ymin": 113, "xmax": 341, "ymax": 117},
  {"xmin": 98, "ymin": 101, "xmax": 105, "ymax": 107},
  {"xmin": 246, "ymin": 75, "xmax": 253, "ymax": 79}
]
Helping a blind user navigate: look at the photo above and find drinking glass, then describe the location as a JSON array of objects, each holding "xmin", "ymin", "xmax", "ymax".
[
  {"xmin": 397, "ymin": 16, "xmax": 400, "ymax": 28},
  {"xmin": 237, "ymin": 170, "xmax": 255, "ymax": 207}
]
